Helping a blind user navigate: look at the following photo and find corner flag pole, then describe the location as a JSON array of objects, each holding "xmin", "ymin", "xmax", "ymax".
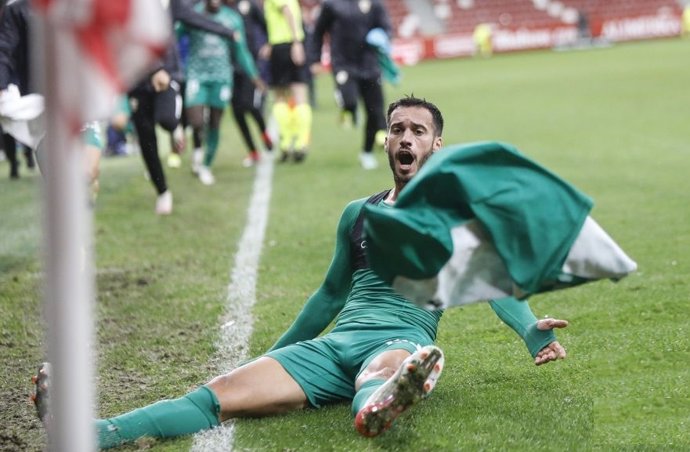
[
  {"xmin": 32, "ymin": 1, "xmax": 170, "ymax": 448},
  {"xmin": 35, "ymin": 9, "xmax": 96, "ymax": 452}
]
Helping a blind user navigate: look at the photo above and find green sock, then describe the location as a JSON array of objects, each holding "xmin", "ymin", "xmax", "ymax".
[
  {"xmin": 96, "ymin": 386, "xmax": 221, "ymax": 449},
  {"xmin": 351, "ymin": 379, "xmax": 385, "ymax": 417},
  {"xmin": 204, "ymin": 128, "xmax": 220, "ymax": 166}
]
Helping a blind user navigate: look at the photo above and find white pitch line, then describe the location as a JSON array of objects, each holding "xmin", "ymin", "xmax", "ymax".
[{"xmin": 191, "ymin": 154, "xmax": 274, "ymax": 452}]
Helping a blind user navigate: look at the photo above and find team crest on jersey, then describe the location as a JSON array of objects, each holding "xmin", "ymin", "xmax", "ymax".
[
  {"xmin": 238, "ymin": 0, "xmax": 250, "ymax": 15},
  {"xmin": 359, "ymin": 0, "xmax": 371, "ymax": 14}
]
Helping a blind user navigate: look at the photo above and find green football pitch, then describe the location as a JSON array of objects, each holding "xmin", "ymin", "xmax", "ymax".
[{"xmin": 1, "ymin": 37, "xmax": 689, "ymax": 451}]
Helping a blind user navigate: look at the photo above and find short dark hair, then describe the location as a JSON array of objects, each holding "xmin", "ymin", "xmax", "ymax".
[{"xmin": 386, "ymin": 95, "xmax": 444, "ymax": 136}]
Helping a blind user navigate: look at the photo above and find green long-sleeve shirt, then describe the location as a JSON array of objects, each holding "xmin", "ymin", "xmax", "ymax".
[{"xmin": 270, "ymin": 196, "xmax": 556, "ymax": 358}]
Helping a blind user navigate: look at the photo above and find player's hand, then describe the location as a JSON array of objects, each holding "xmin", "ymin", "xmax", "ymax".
[
  {"xmin": 252, "ymin": 77, "xmax": 267, "ymax": 93},
  {"xmin": 258, "ymin": 43, "xmax": 271, "ymax": 60},
  {"xmin": 151, "ymin": 69, "xmax": 171, "ymax": 92},
  {"xmin": 534, "ymin": 318, "xmax": 568, "ymax": 366},
  {"xmin": 310, "ymin": 62, "xmax": 327, "ymax": 75},
  {"xmin": 290, "ymin": 41, "xmax": 305, "ymax": 66}
]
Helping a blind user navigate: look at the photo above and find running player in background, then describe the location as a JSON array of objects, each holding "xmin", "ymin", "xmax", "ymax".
[
  {"xmin": 261, "ymin": 0, "xmax": 312, "ymax": 163},
  {"xmin": 224, "ymin": 0, "xmax": 274, "ymax": 168},
  {"xmin": 309, "ymin": 0, "xmax": 393, "ymax": 170},
  {"xmin": 179, "ymin": 0, "xmax": 263, "ymax": 185}
]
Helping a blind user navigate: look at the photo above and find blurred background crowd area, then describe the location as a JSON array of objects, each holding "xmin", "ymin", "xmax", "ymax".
[{"xmin": 299, "ymin": 0, "xmax": 690, "ymax": 64}]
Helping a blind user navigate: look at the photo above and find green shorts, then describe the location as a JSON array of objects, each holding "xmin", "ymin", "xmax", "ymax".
[
  {"xmin": 265, "ymin": 323, "xmax": 434, "ymax": 408},
  {"xmin": 185, "ymin": 79, "xmax": 231, "ymax": 109}
]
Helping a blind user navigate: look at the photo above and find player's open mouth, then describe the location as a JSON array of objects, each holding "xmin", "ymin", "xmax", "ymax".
[{"xmin": 397, "ymin": 151, "xmax": 414, "ymax": 167}]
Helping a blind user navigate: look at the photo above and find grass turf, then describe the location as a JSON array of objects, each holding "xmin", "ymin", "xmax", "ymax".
[{"xmin": 1, "ymin": 38, "xmax": 689, "ymax": 451}]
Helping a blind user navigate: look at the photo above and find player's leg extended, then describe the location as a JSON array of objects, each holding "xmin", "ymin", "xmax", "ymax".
[
  {"xmin": 185, "ymin": 104, "xmax": 204, "ymax": 172},
  {"xmin": 95, "ymin": 386, "xmax": 220, "ymax": 449},
  {"xmin": 130, "ymin": 91, "xmax": 167, "ymax": 195},
  {"xmin": 184, "ymin": 80, "xmax": 205, "ymax": 174},
  {"xmin": 31, "ymin": 362, "xmax": 219, "ymax": 449},
  {"xmin": 203, "ymin": 83, "xmax": 230, "ymax": 169},
  {"xmin": 360, "ymin": 77, "xmax": 386, "ymax": 152},
  {"xmin": 272, "ymin": 89, "xmax": 293, "ymax": 158},
  {"xmin": 335, "ymin": 73, "xmax": 359, "ymax": 128},
  {"xmin": 291, "ymin": 82, "xmax": 312, "ymax": 157},
  {"xmin": 351, "ymin": 349, "xmax": 411, "ymax": 417},
  {"xmin": 248, "ymin": 101, "xmax": 273, "ymax": 153},
  {"xmin": 33, "ymin": 358, "xmax": 308, "ymax": 449},
  {"xmin": 250, "ymin": 89, "xmax": 273, "ymax": 151},
  {"xmin": 207, "ymin": 356, "xmax": 309, "ymax": 420},
  {"xmin": 230, "ymin": 102, "xmax": 256, "ymax": 154},
  {"xmin": 3, "ymin": 132, "xmax": 19, "ymax": 179},
  {"xmin": 353, "ymin": 345, "xmax": 445, "ymax": 437},
  {"xmin": 203, "ymin": 107, "xmax": 224, "ymax": 168}
]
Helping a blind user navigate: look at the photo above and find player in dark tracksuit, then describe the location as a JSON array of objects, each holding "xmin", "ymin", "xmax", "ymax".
[
  {"xmin": 309, "ymin": 0, "xmax": 391, "ymax": 169},
  {"xmin": 0, "ymin": 0, "xmax": 35, "ymax": 179},
  {"xmin": 0, "ymin": 0, "xmax": 30, "ymax": 96},
  {"xmin": 129, "ymin": 0, "xmax": 241, "ymax": 214},
  {"xmin": 224, "ymin": 0, "xmax": 273, "ymax": 167}
]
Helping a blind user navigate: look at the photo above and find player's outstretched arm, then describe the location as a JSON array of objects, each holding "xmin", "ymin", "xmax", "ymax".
[
  {"xmin": 489, "ymin": 297, "xmax": 568, "ymax": 364},
  {"xmin": 269, "ymin": 202, "xmax": 361, "ymax": 351}
]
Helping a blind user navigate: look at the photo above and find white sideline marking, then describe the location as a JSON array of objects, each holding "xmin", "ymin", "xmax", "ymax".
[{"xmin": 191, "ymin": 154, "xmax": 274, "ymax": 451}]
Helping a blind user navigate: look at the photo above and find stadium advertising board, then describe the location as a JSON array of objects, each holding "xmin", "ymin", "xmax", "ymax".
[{"xmin": 390, "ymin": 10, "xmax": 682, "ymax": 65}]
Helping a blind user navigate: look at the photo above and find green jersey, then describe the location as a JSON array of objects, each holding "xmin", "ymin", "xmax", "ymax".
[
  {"xmin": 177, "ymin": 4, "xmax": 258, "ymax": 83},
  {"xmin": 270, "ymin": 195, "xmax": 442, "ymax": 350},
  {"xmin": 270, "ymin": 193, "xmax": 557, "ymax": 359}
]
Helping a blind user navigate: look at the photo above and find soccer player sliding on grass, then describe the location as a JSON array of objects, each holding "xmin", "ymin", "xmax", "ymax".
[{"xmin": 32, "ymin": 96, "xmax": 567, "ymax": 449}]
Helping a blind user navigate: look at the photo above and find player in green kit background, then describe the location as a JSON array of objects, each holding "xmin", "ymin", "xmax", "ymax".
[{"xmin": 178, "ymin": 0, "xmax": 264, "ymax": 185}]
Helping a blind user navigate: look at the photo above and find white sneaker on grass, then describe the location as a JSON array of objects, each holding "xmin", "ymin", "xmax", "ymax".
[
  {"xmin": 242, "ymin": 150, "xmax": 260, "ymax": 168},
  {"xmin": 155, "ymin": 190, "xmax": 173, "ymax": 215},
  {"xmin": 359, "ymin": 151, "xmax": 379, "ymax": 170},
  {"xmin": 198, "ymin": 165, "xmax": 215, "ymax": 185},
  {"xmin": 354, "ymin": 345, "xmax": 444, "ymax": 437},
  {"xmin": 192, "ymin": 149, "xmax": 203, "ymax": 174}
]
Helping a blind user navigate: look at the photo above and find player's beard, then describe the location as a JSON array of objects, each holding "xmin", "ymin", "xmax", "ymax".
[{"xmin": 388, "ymin": 146, "xmax": 435, "ymax": 186}]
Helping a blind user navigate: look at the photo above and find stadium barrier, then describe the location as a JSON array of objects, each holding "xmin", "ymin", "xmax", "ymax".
[{"xmin": 388, "ymin": 9, "xmax": 683, "ymax": 65}]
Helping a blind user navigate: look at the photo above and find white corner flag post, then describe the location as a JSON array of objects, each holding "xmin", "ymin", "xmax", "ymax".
[
  {"xmin": 32, "ymin": 1, "xmax": 170, "ymax": 449},
  {"xmin": 40, "ymin": 115, "xmax": 96, "ymax": 451},
  {"xmin": 35, "ymin": 5, "xmax": 96, "ymax": 452}
]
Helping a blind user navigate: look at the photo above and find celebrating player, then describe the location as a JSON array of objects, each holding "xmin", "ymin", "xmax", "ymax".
[{"xmin": 33, "ymin": 96, "xmax": 566, "ymax": 449}]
